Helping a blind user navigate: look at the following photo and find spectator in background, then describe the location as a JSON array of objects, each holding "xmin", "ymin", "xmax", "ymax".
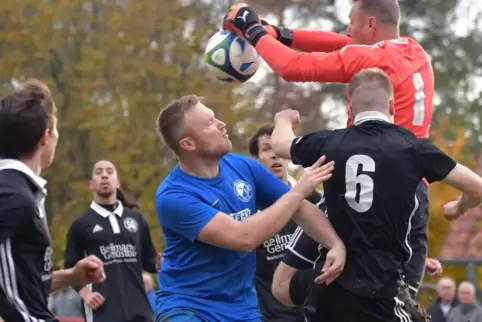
[
  {"xmin": 428, "ymin": 277, "xmax": 459, "ymax": 322},
  {"xmin": 143, "ymin": 272, "xmax": 157, "ymax": 315},
  {"xmin": 447, "ymin": 281, "xmax": 482, "ymax": 322},
  {"xmin": 48, "ymin": 286, "xmax": 83, "ymax": 318}
]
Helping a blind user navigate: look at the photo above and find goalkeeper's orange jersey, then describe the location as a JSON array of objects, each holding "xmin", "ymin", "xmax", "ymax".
[{"xmin": 256, "ymin": 32, "xmax": 434, "ymax": 139}]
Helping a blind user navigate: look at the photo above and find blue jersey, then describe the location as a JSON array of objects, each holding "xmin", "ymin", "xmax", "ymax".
[{"xmin": 155, "ymin": 153, "xmax": 290, "ymax": 322}]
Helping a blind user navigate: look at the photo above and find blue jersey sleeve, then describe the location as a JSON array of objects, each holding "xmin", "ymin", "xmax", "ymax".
[
  {"xmin": 245, "ymin": 158, "xmax": 290, "ymax": 209},
  {"xmin": 156, "ymin": 189, "xmax": 219, "ymax": 242}
]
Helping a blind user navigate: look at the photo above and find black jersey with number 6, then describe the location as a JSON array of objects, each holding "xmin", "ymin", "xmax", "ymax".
[{"xmin": 290, "ymin": 114, "xmax": 456, "ymax": 299}]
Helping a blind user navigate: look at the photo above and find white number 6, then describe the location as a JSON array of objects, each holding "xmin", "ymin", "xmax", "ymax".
[{"xmin": 345, "ymin": 154, "xmax": 375, "ymax": 213}]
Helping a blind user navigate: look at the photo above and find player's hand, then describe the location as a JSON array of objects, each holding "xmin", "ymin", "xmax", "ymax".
[
  {"xmin": 293, "ymin": 156, "xmax": 334, "ymax": 198},
  {"xmin": 155, "ymin": 252, "xmax": 163, "ymax": 271},
  {"xmin": 314, "ymin": 243, "xmax": 346, "ymax": 285},
  {"xmin": 71, "ymin": 255, "xmax": 106, "ymax": 286},
  {"xmin": 274, "ymin": 109, "xmax": 300, "ymax": 130},
  {"xmin": 443, "ymin": 199, "xmax": 465, "ymax": 221},
  {"xmin": 83, "ymin": 291, "xmax": 105, "ymax": 310},
  {"xmin": 222, "ymin": 3, "xmax": 260, "ymax": 35},
  {"xmin": 425, "ymin": 258, "xmax": 443, "ymax": 277}
]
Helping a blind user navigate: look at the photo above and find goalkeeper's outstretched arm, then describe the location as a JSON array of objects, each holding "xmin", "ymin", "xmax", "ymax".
[
  {"xmin": 254, "ymin": 34, "xmax": 379, "ymax": 83},
  {"xmin": 265, "ymin": 23, "xmax": 351, "ymax": 53},
  {"xmin": 291, "ymin": 30, "xmax": 351, "ymax": 52}
]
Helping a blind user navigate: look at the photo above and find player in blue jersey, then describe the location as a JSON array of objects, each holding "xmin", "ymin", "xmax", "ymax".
[{"xmin": 154, "ymin": 94, "xmax": 346, "ymax": 322}]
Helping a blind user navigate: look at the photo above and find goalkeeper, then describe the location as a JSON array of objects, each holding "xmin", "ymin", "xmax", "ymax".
[{"xmin": 222, "ymin": 0, "xmax": 435, "ymax": 299}]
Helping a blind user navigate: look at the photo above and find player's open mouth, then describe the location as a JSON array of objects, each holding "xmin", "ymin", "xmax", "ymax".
[
  {"xmin": 223, "ymin": 133, "xmax": 229, "ymax": 138},
  {"xmin": 271, "ymin": 162, "xmax": 283, "ymax": 169}
]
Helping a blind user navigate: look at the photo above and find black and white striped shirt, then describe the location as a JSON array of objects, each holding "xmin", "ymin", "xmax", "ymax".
[{"xmin": 0, "ymin": 159, "xmax": 55, "ymax": 322}]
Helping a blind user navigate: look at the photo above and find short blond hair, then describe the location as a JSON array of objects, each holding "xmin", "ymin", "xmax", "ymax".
[
  {"xmin": 348, "ymin": 68, "xmax": 394, "ymax": 113},
  {"xmin": 156, "ymin": 94, "xmax": 200, "ymax": 153}
]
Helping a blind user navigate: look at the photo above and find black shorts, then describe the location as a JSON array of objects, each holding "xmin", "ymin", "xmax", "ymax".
[{"xmin": 307, "ymin": 283, "xmax": 413, "ymax": 322}]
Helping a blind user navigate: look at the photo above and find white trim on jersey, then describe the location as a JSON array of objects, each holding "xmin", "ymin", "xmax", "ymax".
[
  {"xmin": 0, "ymin": 239, "xmax": 45, "ymax": 322},
  {"xmin": 286, "ymin": 227, "xmax": 315, "ymax": 265},
  {"xmin": 404, "ymin": 195, "xmax": 419, "ymax": 265},
  {"xmin": 408, "ymin": 285, "xmax": 419, "ymax": 295},
  {"xmin": 393, "ymin": 297, "xmax": 412, "ymax": 322},
  {"xmin": 83, "ymin": 283, "xmax": 94, "ymax": 322}
]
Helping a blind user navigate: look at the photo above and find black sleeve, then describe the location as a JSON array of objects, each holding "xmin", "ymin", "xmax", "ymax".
[
  {"xmin": 64, "ymin": 219, "xmax": 86, "ymax": 292},
  {"xmin": 289, "ymin": 269, "xmax": 316, "ymax": 306},
  {"xmin": 282, "ymin": 191, "xmax": 326, "ymax": 270},
  {"xmin": 306, "ymin": 190, "xmax": 323, "ymax": 206},
  {"xmin": 140, "ymin": 215, "xmax": 158, "ymax": 273},
  {"xmin": 64, "ymin": 220, "xmax": 85, "ymax": 269},
  {"xmin": 290, "ymin": 130, "xmax": 332, "ymax": 167},
  {"xmin": 283, "ymin": 226, "xmax": 320, "ymax": 269},
  {"xmin": 0, "ymin": 193, "xmax": 35, "ymax": 243},
  {"xmin": 417, "ymin": 139, "xmax": 457, "ymax": 183}
]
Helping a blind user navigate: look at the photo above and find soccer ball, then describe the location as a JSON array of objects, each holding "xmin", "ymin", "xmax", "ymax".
[{"xmin": 204, "ymin": 30, "xmax": 261, "ymax": 83}]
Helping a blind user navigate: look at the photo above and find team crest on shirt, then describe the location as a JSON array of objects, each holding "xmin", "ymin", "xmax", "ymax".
[
  {"xmin": 123, "ymin": 217, "xmax": 138, "ymax": 233},
  {"xmin": 233, "ymin": 179, "xmax": 252, "ymax": 202}
]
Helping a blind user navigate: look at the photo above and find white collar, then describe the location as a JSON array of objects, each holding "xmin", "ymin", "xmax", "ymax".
[
  {"xmin": 90, "ymin": 201, "xmax": 124, "ymax": 218},
  {"xmin": 354, "ymin": 111, "xmax": 393, "ymax": 125},
  {"xmin": 0, "ymin": 159, "xmax": 47, "ymax": 195}
]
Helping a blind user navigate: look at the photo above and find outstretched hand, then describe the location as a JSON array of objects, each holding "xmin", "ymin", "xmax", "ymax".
[{"xmin": 293, "ymin": 156, "xmax": 335, "ymax": 198}]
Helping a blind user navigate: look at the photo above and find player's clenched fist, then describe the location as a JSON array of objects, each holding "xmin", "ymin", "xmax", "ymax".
[
  {"xmin": 72, "ymin": 255, "xmax": 106, "ymax": 285},
  {"xmin": 274, "ymin": 109, "xmax": 300, "ymax": 130},
  {"xmin": 221, "ymin": 3, "xmax": 268, "ymax": 46},
  {"xmin": 292, "ymin": 156, "xmax": 334, "ymax": 198}
]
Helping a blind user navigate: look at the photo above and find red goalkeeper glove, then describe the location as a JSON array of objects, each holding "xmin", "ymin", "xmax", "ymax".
[{"xmin": 260, "ymin": 20, "xmax": 294, "ymax": 47}]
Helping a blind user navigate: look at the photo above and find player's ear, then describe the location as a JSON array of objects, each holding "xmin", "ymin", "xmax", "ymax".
[
  {"xmin": 179, "ymin": 137, "xmax": 196, "ymax": 152},
  {"xmin": 88, "ymin": 179, "xmax": 95, "ymax": 191},
  {"xmin": 39, "ymin": 129, "xmax": 49, "ymax": 147},
  {"xmin": 389, "ymin": 99, "xmax": 395, "ymax": 118},
  {"xmin": 368, "ymin": 17, "xmax": 376, "ymax": 32}
]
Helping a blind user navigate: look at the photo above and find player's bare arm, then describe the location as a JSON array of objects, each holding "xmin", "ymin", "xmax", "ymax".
[
  {"xmin": 50, "ymin": 255, "xmax": 106, "ymax": 292},
  {"xmin": 197, "ymin": 156, "xmax": 334, "ymax": 252},
  {"xmin": 441, "ymin": 163, "xmax": 482, "ymax": 220},
  {"xmin": 271, "ymin": 262, "xmax": 298, "ymax": 307},
  {"xmin": 271, "ymin": 109, "xmax": 300, "ymax": 160}
]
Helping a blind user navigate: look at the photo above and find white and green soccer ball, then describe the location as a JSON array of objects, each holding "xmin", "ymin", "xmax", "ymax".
[{"xmin": 204, "ymin": 30, "xmax": 261, "ymax": 83}]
